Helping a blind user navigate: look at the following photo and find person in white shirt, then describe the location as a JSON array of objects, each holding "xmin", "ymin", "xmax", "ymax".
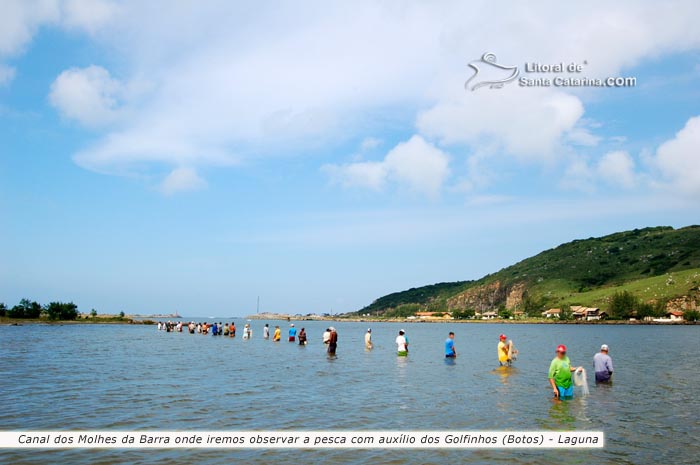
[
  {"xmin": 323, "ymin": 328, "xmax": 331, "ymax": 345},
  {"xmin": 396, "ymin": 330, "xmax": 408, "ymax": 356},
  {"xmin": 365, "ymin": 328, "xmax": 373, "ymax": 350}
]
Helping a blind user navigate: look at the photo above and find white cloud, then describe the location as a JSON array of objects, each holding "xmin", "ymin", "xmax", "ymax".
[
  {"xmin": 159, "ymin": 167, "xmax": 207, "ymax": 195},
  {"xmin": 560, "ymin": 159, "xmax": 595, "ymax": 192},
  {"xmin": 322, "ymin": 161, "xmax": 386, "ymax": 191},
  {"xmin": 360, "ymin": 137, "xmax": 382, "ymax": 151},
  {"xmin": 0, "ymin": 0, "xmax": 696, "ymax": 192},
  {"xmin": 0, "ymin": 0, "xmax": 118, "ymax": 57},
  {"xmin": 324, "ymin": 135, "xmax": 450, "ymax": 196},
  {"xmin": 417, "ymin": 87, "xmax": 584, "ymax": 161},
  {"xmin": 385, "ymin": 136, "xmax": 450, "ymax": 195},
  {"xmin": 654, "ymin": 115, "xmax": 700, "ymax": 195},
  {"xmin": 0, "ymin": 64, "xmax": 16, "ymax": 86},
  {"xmin": 49, "ymin": 65, "xmax": 123, "ymax": 127},
  {"xmin": 61, "ymin": 0, "xmax": 119, "ymax": 34},
  {"xmin": 562, "ymin": 151, "xmax": 637, "ymax": 191},
  {"xmin": 566, "ymin": 127, "xmax": 601, "ymax": 147},
  {"xmin": 0, "ymin": 0, "xmax": 60, "ymax": 57},
  {"xmin": 597, "ymin": 151, "xmax": 636, "ymax": 188}
]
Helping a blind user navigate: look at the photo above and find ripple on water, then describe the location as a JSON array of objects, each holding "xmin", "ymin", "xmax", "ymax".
[{"xmin": 1, "ymin": 322, "xmax": 699, "ymax": 464}]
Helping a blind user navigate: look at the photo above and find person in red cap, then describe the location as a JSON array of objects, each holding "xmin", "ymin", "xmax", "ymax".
[
  {"xmin": 548, "ymin": 344, "xmax": 582, "ymax": 399},
  {"xmin": 497, "ymin": 334, "xmax": 511, "ymax": 366}
]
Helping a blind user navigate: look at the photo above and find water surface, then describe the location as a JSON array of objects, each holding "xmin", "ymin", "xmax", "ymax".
[{"xmin": 1, "ymin": 322, "xmax": 698, "ymax": 464}]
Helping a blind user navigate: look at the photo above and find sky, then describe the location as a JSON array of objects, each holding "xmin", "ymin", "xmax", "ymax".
[{"xmin": 1, "ymin": 0, "xmax": 699, "ymax": 317}]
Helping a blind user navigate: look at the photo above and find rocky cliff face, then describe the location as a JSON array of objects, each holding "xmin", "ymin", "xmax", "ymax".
[
  {"xmin": 666, "ymin": 294, "xmax": 699, "ymax": 312},
  {"xmin": 446, "ymin": 281, "xmax": 525, "ymax": 312},
  {"xmin": 506, "ymin": 282, "xmax": 526, "ymax": 309}
]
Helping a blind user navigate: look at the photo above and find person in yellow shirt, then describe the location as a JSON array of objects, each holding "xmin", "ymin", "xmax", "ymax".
[
  {"xmin": 498, "ymin": 334, "xmax": 512, "ymax": 366},
  {"xmin": 273, "ymin": 325, "xmax": 281, "ymax": 342}
]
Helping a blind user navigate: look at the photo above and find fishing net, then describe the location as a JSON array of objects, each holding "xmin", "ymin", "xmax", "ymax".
[
  {"xmin": 508, "ymin": 340, "xmax": 518, "ymax": 361},
  {"xmin": 573, "ymin": 367, "xmax": 589, "ymax": 396}
]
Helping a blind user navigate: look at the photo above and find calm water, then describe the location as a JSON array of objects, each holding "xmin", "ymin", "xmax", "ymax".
[{"xmin": 1, "ymin": 322, "xmax": 699, "ymax": 464}]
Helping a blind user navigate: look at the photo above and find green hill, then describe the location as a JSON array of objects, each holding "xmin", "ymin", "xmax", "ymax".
[{"xmin": 354, "ymin": 225, "xmax": 700, "ymax": 317}]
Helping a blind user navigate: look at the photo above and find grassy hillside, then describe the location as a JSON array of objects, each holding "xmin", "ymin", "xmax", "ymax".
[
  {"xmin": 355, "ymin": 225, "xmax": 700, "ymax": 316},
  {"xmin": 538, "ymin": 268, "xmax": 700, "ymax": 308}
]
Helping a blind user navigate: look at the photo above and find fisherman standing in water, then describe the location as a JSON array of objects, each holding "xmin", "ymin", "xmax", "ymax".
[
  {"xmin": 263, "ymin": 324, "xmax": 270, "ymax": 339},
  {"xmin": 445, "ymin": 332, "xmax": 456, "ymax": 358},
  {"xmin": 498, "ymin": 334, "xmax": 513, "ymax": 366},
  {"xmin": 548, "ymin": 344, "xmax": 582, "ymax": 399},
  {"xmin": 273, "ymin": 325, "xmax": 281, "ymax": 342},
  {"xmin": 298, "ymin": 327, "xmax": 307, "ymax": 345},
  {"xmin": 396, "ymin": 330, "xmax": 408, "ymax": 357},
  {"xmin": 593, "ymin": 344, "xmax": 614, "ymax": 383},
  {"xmin": 365, "ymin": 328, "xmax": 373, "ymax": 350},
  {"xmin": 327, "ymin": 327, "xmax": 338, "ymax": 355},
  {"xmin": 288, "ymin": 324, "xmax": 297, "ymax": 342}
]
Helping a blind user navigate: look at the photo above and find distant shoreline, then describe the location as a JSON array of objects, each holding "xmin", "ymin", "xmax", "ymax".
[
  {"xmin": 3, "ymin": 315, "xmax": 695, "ymax": 326},
  {"xmin": 245, "ymin": 314, "xmax": 697, "ymax": 326},
  {"xmin": 0, "ymin": 316, "xmax": 148, "ymax": 325}
]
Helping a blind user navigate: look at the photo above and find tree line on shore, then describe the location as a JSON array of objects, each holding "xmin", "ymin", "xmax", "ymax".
[
  {"xmin": 0, "ymin": 299, "xmax": 79, "ymax": 320},
  {"xmin": 0, "ymin": 299, "xmax": 125, "ymax": 321}
]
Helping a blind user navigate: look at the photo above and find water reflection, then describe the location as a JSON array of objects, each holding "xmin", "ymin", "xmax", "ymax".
[
  {"xmin": 492, "ymin": 365, "xmax": 517, "ymax": 385},
  {"xmin": 1, "ymin": 322, "xmax": 699, "ymax": 465},
  {"xmin": 546, "ymin": 399, "xmax": 577, "ymax": 428}
]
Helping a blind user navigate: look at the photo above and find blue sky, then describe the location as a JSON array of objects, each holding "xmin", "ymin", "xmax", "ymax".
[{"xmin": 1, "ymin": 1, "xmax": 699, "ymax": 316}]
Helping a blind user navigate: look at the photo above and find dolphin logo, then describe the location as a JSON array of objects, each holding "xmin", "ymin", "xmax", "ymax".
[{"xmin": 465, "ymin": 52, "xmax": 520, "ymax": 91}]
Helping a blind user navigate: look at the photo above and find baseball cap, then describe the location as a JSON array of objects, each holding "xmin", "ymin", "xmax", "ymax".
[
  {"xmin": 367, "ymin": 328, "xmax": 371, "ymax": 332},
  {"xmin": 290, "ymin": 324, "xmax": 294, "ymax": 327},
  {"xmin": 601, "ymin": 344, "xmax": 609, "ymax": 351},
  {"xmin": 499, "ymin": 334, "xmax": 507, "ymax": 340},
  {"xmin": 556, "ymin": 344, "xmax": 567, "ymax": 353}
]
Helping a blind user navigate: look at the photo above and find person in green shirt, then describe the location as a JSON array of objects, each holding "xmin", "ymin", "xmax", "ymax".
[{"xmin": 548, "ymin": 344, "xmax": 582, "ymax": 399}]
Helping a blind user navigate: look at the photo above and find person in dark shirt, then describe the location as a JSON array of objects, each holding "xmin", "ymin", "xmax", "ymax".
[{"xmin": 328, "ymin": 327, "xmax": 338, "ymax": 355}]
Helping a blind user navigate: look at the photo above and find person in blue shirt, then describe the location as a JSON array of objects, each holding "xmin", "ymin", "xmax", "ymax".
[
  {"xmin": 288, "ymin": 324, "xmax": 297, "ymax": 342},
  {"xmin": 445, "ymin": 332, "xmax": 456, "ymax": 358},
  {"xmin": 212, "ymin": 322, "xmax": 218, "ymax": 336}
]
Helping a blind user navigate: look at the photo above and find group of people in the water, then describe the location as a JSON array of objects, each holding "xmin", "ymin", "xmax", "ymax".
[
  {"xmin": 547, "ymin": 342, "xmax": 614, "ymax": 399},
  {"xmin": 156, "ymin": 321, "xmax": 614, "ymax": 399},
  {"xmin": 156, "ymin": 321, "xmax": 317, "ymax": 347},
  {"xmin": 157, "ymin": 320, "xmax": 256, "ymax": 338}
]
